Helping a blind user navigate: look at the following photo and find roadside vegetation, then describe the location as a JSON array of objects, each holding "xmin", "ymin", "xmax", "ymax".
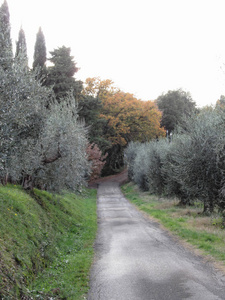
[
  {"xmin": 0, "ymin": 184, "xmax": 97, "ymax": 299},
  {"xmin": 122, "ymin": 183, "xmax": 225, "ymax": 268},
  {"xmin": 2, "ymin": 0, "xmax": 225, "ymax": 297},
  {"xmin": 124, "ymin": 104, "xmax": 225, "ymax": 268},
  {"xmin": 125, "ymin": 108, "xmax": 225, "ymax": 215}
]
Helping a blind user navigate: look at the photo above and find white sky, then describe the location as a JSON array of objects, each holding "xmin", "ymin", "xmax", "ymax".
[{"xmin": 3, "ymin": 0, "xmax": 225, "ymax": 107}]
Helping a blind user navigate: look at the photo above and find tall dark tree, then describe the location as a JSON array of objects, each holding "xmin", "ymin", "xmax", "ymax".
[
  {"xmin": 156, "ymin": 89, "xmax": 196, "ymax": 134},
  {"xmin": 46, "ymin": 46, "xmax": 82, "ymax": 100},
  {"xmin": 78, "ymin": 94, "xmax": 109, "ymax": 149},
  {"xmin": 15, "ymin": 28, "xmax": 27, "ymax": 56},
  {"xmin": 15, "ymin": 27, "xmax": 28, "ymax": 68},
  {"xmin": 0, "ymin": 0, "xmax": 13, "ymax": 70},
  {"xmin": 33, "ymin": 27, "xmax": 46, "ymax": 71}
]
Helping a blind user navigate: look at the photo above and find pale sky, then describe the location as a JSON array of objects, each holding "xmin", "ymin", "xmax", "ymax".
[{"xmin": 3, "ymin": 0, "xmax": 225, "ymax": 107}]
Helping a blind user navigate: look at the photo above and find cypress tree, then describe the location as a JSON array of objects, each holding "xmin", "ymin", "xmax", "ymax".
[
  {"xmin": 16, "ymin": 27, "xmax": 27, "ymax": 56},
  {"xmin": 15, "ymin": 27, "xmax": 28, "ymax": 68},
  {"xmin": 0, "ymin": 0, "xmax": 13, "ymax": 70},
  {"xmin": 33, "ymin": 27, "xmax": 47, "ymax": 70}
]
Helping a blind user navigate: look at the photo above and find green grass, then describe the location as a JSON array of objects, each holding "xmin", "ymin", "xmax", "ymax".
[
  {"xmin": 121, "ymin": 182, "xmax": 225, "ymax": 266},
  {"xmin": 0, "ymin": 184, "xmax": 97, "ymax": 299}
]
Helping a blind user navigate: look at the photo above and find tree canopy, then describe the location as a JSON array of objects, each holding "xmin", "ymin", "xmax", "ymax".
[
  {"xmin": 45, "ymin": 46, "xmax": 82, "ymax": 100},
  {"xmin": 100, "ymin": 90, "xmax": 165, "ymax": 145},
  {"xmin": 83, "ymin": 77, "xmax": 164, "ymax": 144},
  {"xmin": 156, "ymin": 89, "xmax": 196, "ymax": 134},
  {"xmin": 82, "ymin": 77, "xmax": 165, "ymax": 174}
]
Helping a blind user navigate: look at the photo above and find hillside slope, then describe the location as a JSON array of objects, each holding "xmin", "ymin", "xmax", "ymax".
[{"xmin": 0, "ymin": 185, "xmax": 97, "ymax": 299}]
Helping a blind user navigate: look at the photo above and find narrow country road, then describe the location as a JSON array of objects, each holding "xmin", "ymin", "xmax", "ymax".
[{"xmin": 88, "ymin": 181, "xmax": 225, "ymax": 300}]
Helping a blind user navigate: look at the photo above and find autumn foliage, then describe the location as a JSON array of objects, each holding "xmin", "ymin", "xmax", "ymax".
[
  {"xmin": 87, "ymin": 143, "xmax": 108, "ymax": 180},
  {"xmin": 83, "ymin": 77, "xmax": 165, "ymax": 147},
  {"xmin": 100, "ymin": 91, "xmax": 165, "ymax": 145}
]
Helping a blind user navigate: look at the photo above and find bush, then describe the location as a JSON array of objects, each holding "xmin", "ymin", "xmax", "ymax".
[{"xmin": 87, "ymin": 143, "xmax": 108, "ymax": 180}]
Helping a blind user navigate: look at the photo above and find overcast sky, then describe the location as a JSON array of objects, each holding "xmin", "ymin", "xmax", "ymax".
[{"xmin": 4, "ymin": 0, "xmax": 225, "ymax": 107}]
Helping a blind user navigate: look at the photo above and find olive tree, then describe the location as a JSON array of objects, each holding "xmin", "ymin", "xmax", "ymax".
[
  {"xmin": 0, "ymin": 55, "xmax": 49, "ymax": 184},
  {"xmin": 0, "ymin": 55, "xmax": 90, "ymax": 191},
  {"xmin": 35, "ymin": 95, "xmax": 90, "ymax": 191},
  {"xmin": 163, "ymin": 109, "xmax": 225, "ymax": 212}
]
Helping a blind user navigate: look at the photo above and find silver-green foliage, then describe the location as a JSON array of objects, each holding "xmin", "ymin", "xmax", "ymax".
[
  {"xmin": 125, "ymin": 141, "xmax": 141, "ymax": 181},
  {"xmin": 126, "ymin": 109, "xmax": 225, "ymax": 212},
  {"xmin": 0, "ymin": 56, "xmax": 48, "ymax": 181},
  {"xmin": 126, "ymin": 139, "xmax": 168, "ymax": 193},
  {"xmin": 0, "ymin": 56, "xmax": 90, "ymax": 191},
  {"xmin": 37, "ymin": 95, "xmax": 90, "ymax": 191},
  {"xmin": 169, "ymin": 109, "xmax": 225, "ymax": 211},
  {"xmin": 133, "ymin": 143, "xmax": 151, "ymax": 191},
  {"xmin": 146, "ymin": 139, "xmax": 168, "ymax": 195},
  {"xmin": 161, "ymin": 134, "xmax": 193, "ymax": 203}
]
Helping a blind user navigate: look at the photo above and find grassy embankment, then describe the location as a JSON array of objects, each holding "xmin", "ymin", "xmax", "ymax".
[
  {"xmin": 121, "ymin": 182, "xmax": 225, "ymax": 269},
  {"xmin": 0, "ymin": 184, "xmax": 97, "ymax": 299}
]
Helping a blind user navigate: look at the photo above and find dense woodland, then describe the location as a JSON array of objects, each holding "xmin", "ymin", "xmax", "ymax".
[{"xmin": 1, "ymin": 0, "xmax": 225, "ymax": 221}]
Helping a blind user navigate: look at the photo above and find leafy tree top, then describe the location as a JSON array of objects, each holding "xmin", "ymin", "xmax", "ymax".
[
  {"xmin": 46, "ymin": 46, "xmax": 81, "ymax": 100},
  {"xmin": 156, "ymin": 89, "xmax": 196, "ymax": 134},
  {"xmin": 48, "ymin": 46, "xmax": 78, "ymax": 76},
  {"xmin": 83, "ymin": 77, "xmax": 165, "ymax": 146},
  {"xmin": 82, "ymin": 77, "xmax": 119, "ymax": 98}
]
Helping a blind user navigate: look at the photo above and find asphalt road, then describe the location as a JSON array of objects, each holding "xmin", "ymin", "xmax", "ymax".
[{"xmin": 88, "ymin": 182, "xmax": 225, "ymax": 300}]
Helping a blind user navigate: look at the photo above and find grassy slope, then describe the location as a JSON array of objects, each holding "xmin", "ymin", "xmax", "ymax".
[
  {"xmin": 0, "ymin": 184, "xmax": 97, "ymax": 299},
  {"xmin": 121, "ymin": 182, "xmax": 225, "ymax": 269}
]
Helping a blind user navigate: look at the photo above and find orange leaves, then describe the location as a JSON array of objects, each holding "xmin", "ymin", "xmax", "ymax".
[
  {"xmin": 83, "ymin": 77, "xmax": 166, "ymax": 147},
  {"xmin": 82, "ymin": 77, "xmax": 119, "ymax": 98},
  {"xmin": 100, "ymin": 91, "xmax": 165, "ymax": 145}
]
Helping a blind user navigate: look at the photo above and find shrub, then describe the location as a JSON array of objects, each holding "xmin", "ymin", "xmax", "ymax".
[{"xmin": 87, "ymin": 143, "xmax": 108, "ymax": 180}]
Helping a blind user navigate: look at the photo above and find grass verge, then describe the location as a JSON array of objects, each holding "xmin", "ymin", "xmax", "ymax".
[
  {"xmin": 121, "ymin": 182, "xmax": 225, "ymax": 269},
  {"xmin": 0, "ymin": 184, "xmax": 97, "ymax": 299}
]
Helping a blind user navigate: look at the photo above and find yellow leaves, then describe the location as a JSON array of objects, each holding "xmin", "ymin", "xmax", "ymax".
[
  {"xmin": 100, "ymin": 90, "xmax": 165, "ymax": 145},
  {"xmin": 83, "ymin": 77, "xmax": 166, "ymax": 146},
  {"xmin": 82, "ymin": 77, "xmax": 119, "ymax": 98}
]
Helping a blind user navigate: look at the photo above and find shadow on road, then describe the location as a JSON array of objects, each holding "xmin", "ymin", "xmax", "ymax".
[{"xmin": 88, "ymin": 168, "xmax": 129, "ymax": 188}]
